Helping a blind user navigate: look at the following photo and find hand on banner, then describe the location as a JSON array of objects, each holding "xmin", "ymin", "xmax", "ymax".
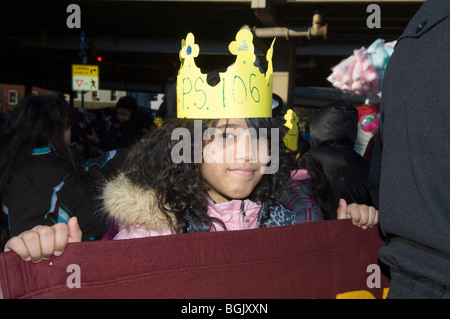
[
  {"xmin": 4, "ymin": 217, "xmax": 82, "ymax": 262},
  {"xmin": 337, "ymin": 198, "xmax": 379, "ymax": 230}
]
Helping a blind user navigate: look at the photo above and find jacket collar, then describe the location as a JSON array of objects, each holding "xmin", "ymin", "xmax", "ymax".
[
  {"xmin": 102, "ymin": 173, "xmax": 262, "ymax": 232},
  {"xmin": 101, "ymin": 173, "xmax": 175, "ymax": 231},
  {"xmin": 32, "ymin": 146, "xmax": 55, "ymax": 155},
  {"xmin": 398, "ymin": 0, "xmax": 449, "ymax": 41},
  {"xmin": 207, "ymin": 197, "xmax": 262, "ymax": 231}
]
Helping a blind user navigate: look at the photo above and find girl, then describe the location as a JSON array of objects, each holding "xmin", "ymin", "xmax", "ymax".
[
  {"xmin": 0, "ymin": 94, "xmax": 106, "ymax": 250},
  {"xmin": 101, "ymin": 115, "xmax": 296, "ymax": 239}
]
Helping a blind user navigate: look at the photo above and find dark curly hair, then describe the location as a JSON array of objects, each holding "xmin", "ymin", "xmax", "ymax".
[{"xmin": 121, "ymin": 117, "xmax": 295, "ymax": 234}]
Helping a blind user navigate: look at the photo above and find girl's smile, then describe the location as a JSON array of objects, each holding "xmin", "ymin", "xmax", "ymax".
[{"xmin": 228, "ymin": 166, "xmax": 257, "ymax": 178}]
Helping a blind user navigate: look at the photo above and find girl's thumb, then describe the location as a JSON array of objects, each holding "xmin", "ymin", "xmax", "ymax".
[
  {"xmin": 67, "ymin": 217, "xmax": 83, "ymax": 243},
  {"xmin": 337, "ymin": 198, "xmax": 348, "ymax": 220}
]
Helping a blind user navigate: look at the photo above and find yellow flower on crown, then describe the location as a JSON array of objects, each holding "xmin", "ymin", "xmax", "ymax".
[{"xmin": 177, "ymin": 29, "xmax": 275, "ymax": 119}]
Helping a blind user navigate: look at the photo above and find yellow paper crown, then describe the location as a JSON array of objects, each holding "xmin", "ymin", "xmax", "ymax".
[{"xmin": 177, "ymin": 29, "xmax": 275, "ymax": 119}]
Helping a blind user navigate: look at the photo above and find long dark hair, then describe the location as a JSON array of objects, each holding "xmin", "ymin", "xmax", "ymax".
[
  {"xmin": 0, "ymin": 94, "xmax": 84, "ymax": 196},
  {"xmin": 121, "ymin": 117, "xmax": 295, "ymax": 233}
]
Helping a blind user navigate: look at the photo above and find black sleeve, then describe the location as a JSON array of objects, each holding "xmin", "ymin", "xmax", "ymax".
[
  {"xmin": 368, "ymin": 132, "xmax": 381, "ymax": 210},
  {"xmin": 4, "ymin": 172, "xmax": 54, "ymax": 236}
]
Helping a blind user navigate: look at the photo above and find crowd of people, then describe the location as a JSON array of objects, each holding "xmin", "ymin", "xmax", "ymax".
[{"xmin": 1, "ymin": 0, "xmax": 449, "ymax": 299}]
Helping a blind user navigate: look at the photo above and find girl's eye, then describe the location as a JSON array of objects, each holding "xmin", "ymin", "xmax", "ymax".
[{"xmin": 223, "ymin": 132, "xmax": 235, "ymax": 139}]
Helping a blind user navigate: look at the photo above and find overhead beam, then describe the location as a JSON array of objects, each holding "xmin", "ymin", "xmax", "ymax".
[
  {"xmin": 254, "ymin": 0, "xmax": 424, "ymax": 2},
  {"xmin": 133, "ymin": 0, "xmax": 424, "ymax": 2},
  {"xmin": 251, "ymin": 0, "xmax": 279, "ymax": 27},
  {"xmin": 114, "ymin": 0, "xmax": 423, "ymax": 2}
]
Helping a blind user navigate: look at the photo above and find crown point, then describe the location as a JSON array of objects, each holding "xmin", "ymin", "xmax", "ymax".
[{"xmin": 181, "ymin": 33, "xmax": 199, "ymax": 60}]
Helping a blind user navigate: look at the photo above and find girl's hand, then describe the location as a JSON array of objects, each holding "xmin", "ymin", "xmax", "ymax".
[
  {"xmin": 337, "ymin": 198, "xmax": 379, "ymax": 230},
  {"xmin": 3, "ymin": 217, "xmax": 82, "ymax": 262}
]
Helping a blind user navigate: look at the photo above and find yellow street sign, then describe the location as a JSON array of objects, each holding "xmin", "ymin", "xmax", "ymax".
[
  {"xmin": 72, "ymin": 64, "xmax": 99, "ymax": 91},
  {"xmin": 72, "ymin": 64, "xmax": 98, "ymax": 77}
]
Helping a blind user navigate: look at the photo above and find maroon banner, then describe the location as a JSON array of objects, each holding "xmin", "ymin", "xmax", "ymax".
[{"xmin": 0, "ymin": 219, "xmax": 389, "ymax": 299}]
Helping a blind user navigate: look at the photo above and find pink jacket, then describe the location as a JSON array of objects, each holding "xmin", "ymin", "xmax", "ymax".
[{"xmin": 101, "ymin": 174, "xmax": 262, "ymax": 240}]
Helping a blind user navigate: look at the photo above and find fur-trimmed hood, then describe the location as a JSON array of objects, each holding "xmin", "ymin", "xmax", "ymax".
[
  {"xmin": 101, "ymin": 173, "xmax": 263, "ymax": 239},
  {"xmin": 101, "ymin": 173, "xmax": 175, "ymax": 231}
]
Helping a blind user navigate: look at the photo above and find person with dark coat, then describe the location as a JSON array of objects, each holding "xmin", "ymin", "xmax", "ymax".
[
  {"xmin": 306, "ymin": 101, "xmax": 373, "ymax": 219},
  {"xmin": 92, "ymin": 96, "xmax": 154, "ymax": 152},
  {"xmin": 369, "ymin": 0, "xmax": 450, "ymax": 298},
  {"xmin": 0, "ymin": 95, "xmax": 108, "ymax": 248}
]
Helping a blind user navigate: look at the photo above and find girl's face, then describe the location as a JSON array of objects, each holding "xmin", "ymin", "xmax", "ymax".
[{"xmin": 201, "ymin": 118, "xmax": 269, "ymax": 203}]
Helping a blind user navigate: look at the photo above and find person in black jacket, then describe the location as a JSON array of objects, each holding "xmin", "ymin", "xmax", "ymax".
[
  {"xmin": 90, "ymin": 96, "xmax": 155, "ymax": 152},
  {"xmin": 306, "ymin": 101, "xmax": 373, "ymax": 219},
  {"xmin": 0, "ymin": 95, "xmax": 107, "ymax": 249},
  {"xmin": 370, "ymin": 0, "xmax": 450, "ymax": 298}
]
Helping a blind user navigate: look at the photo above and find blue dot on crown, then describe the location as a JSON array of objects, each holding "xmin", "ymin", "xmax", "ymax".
[{"xmin": 187, "ymin": 45, "xmax": 192, "ymax": 55}]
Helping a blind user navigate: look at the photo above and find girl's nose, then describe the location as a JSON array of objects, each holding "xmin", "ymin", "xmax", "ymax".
[{"xmin": 235, "ymin": 130, "xmax": 258, "ymax": 163}]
